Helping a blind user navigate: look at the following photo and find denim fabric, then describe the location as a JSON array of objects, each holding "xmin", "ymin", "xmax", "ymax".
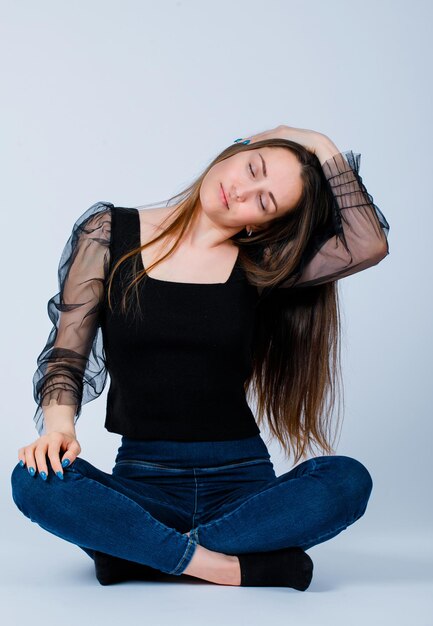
[{"xmin": 10, "ymin": 435, "xmax": 373, "ymax": 576}]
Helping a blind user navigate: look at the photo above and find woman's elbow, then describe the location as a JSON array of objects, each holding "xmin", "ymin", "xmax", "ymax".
[{"xmin": 365, "ymin": 238, "xmax": 389, "ymax": 267}]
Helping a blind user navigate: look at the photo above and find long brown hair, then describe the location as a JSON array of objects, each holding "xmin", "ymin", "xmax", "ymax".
[{"xmin": 106, "ymin": 138, "xmax": 344, "ymax": 464}]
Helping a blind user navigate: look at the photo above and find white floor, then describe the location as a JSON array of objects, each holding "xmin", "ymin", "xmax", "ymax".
[{"xmin": 2, "ymin": 519, "xmax": 432, "ymax": 626}]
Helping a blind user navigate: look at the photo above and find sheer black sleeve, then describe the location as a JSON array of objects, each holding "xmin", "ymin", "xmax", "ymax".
[
  {"xmin": 283, "ymin": 150, "xmax": 390, "ymax": 289},
  {"xmin": 32, "ymin": 201, "xmax": 113, "ymax": 435}
]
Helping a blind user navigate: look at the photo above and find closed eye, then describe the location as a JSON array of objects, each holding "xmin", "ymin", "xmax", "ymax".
[{"xmin": 249, "ymin": 164, "xmax": 266, "ymax": 211}]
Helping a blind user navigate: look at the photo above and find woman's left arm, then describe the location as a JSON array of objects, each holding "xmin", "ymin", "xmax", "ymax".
[
  {"xmin": 290, "ymin": 133, "xmax": 390, "ymax": 288},
  {"xmin": 241, "ymin": 126, "xmax": 390, "ymax": 288}
]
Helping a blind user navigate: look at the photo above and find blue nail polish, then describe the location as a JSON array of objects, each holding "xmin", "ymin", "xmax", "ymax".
[
  {"xmin": 40, "ymin": 471, "xmax": 47, "ymax": 481},
  {"xmin": 28, "ymin": 467, "xmax": 35, "ymax": 476},
  {"xmin": 233, "ymin": 138, "xmax": 243, "ymax": 143},
  {"xmin": 56, "ymin": 471, "xmax": 64, "ymax": 480},
  {"xmin": 242, "ymin": 139, "xmax": 250, "ymax": 144},
  {"xmin": 62, "ymin": 459, "xmax": 70, "ymax": 468},
  {"xmin": 19, "ymin": 460, "xmax": 24, "ymax": 467}
]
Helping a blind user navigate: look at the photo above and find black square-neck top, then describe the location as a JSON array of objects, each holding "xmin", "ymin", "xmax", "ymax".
[{"xmin": 100, "ymin": 206, "xmax": 262, "ymax": 441}]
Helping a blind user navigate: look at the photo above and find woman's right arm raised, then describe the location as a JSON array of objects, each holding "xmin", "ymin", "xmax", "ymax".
[{"xmin": 18, "ymin": 202, "xmax": 113, "ymax": 479}]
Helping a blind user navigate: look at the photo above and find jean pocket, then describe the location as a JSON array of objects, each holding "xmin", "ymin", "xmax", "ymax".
[
  {"xmin": 200, "ymin": 458, "xmax": 273, "ymax": 472},
  {"xmin": 111, "ymin": 460, "xmax": 194, "ymax": 481},
  {"xmin": 113, "ymin": 459, "xmax": 188, "ymax": 471}
]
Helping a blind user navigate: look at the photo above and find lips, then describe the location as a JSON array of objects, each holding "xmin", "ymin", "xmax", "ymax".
[{"xmin": 220, "ymin": 183, "xmax": 229, "ymax": 209}]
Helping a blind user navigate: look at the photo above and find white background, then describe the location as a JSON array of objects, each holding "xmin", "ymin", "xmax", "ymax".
[{"xmin": 1, "ymin": 0, "xmax": 431, "ymax": 624}]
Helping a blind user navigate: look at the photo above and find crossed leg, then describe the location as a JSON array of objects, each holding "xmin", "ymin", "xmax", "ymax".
[
  {"xmin": 179, "ymin": 455, "xmax": 372, "ymax": 584},
  {"xmin": 11, "ymin": 454, "xmax": 372, "ymax": 586},
  {"xmin": 190, "ymin": 455, "xmax": 373, "ymax": 555},
  {"xmin": 10, "ymin": 456, "xmax": 197, "ymax": 576}
]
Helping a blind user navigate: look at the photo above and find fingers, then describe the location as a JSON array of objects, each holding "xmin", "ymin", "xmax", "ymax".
[
  {"xmin": 17, "ymin": 446, "xmax": 26, "ymax": 469},
  {"xmin": 17, "ymin": 433, "xmax": 81, "ymax": 482},
  {"xmin": 34, "ymin": 441, "xmax": 49, "ymax": 481},
  {"xmin": 60, "ymin": 439, "xmax": 81, "ymax": 470},
  {"xmin": 48, "ymin": 437, "xmax": 66, "ymax": 480},
  {"xmin": 22, "ymin": 444, "xmax": 37, "ymax": 478}
]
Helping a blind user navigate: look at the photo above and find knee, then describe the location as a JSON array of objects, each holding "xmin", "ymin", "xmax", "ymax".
[
  {"xmin": 316, "ymin": 455, "xmax": 373, "ymax": 523},
  {"xmin": 10, "ymin": 461, "xmax": 63, "ymax": 520},
  {"xmin": 10, "ymin": 461, "xmax": 35, "ymax": 517},
  {"xmin": 328, "ymin": 455, "xmax": 373, "ymax": 521},
  {"xmin": 11, "ymin": 457, "xmax": 89, "ymax": 521}
]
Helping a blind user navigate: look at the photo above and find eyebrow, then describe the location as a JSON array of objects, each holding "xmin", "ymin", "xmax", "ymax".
[{"xmin": 258, "ymin": 152, "xmax": 278, "ymax": 212}]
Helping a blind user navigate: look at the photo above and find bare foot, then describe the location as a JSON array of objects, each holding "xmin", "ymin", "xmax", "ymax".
[{"xmin": 182, "ymin": 544, "xmax": 241, "ymax": 586}]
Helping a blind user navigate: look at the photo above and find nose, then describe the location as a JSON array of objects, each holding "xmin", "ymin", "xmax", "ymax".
[{"xmin": 231, "ymin": 187, "xmax": 244, "ymax": 203}]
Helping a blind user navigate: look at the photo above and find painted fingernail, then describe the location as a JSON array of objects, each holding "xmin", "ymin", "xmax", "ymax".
[
  {"xmin": 62, "ymin": 459, "xmax": 70, "ymax": 468},
  {"xmin": 40, "ymin": 471, "xmax": 47, "ymax": 481},
  {"xmin": 233, "ymin": 138, "xmax": 243, "ymax": 143},
  {"xmin": 242, "ymin": 139, "xmax": 250, "ymax": 144},
  {"xmin": 28, "ymin": 467, "xmax": 35, "ymax": 476},
  {"xmin": 56, "ymin": 471, "xmax": 64, "ymax": 480},
  {"xmin": 19, "ymin": 460, "xmax": 25, "ymax": 467}
]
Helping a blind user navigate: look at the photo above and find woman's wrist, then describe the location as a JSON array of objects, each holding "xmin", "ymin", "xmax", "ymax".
[
  {"xmin": 278, "ymin": 126, "xmax": 339, "ymax": 162},
  {"xmin": 313, "ymin": 135, "xmax": 341, "ymax": 166},
  {"xmin": 43, "ymin": 401, "xmax": 77, "ymax": 437}
]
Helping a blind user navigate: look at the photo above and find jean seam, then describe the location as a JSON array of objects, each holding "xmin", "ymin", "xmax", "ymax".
[
  {"xmin": 114, "ymin": 460, "xmax": 191, "ymax": 472},
  {"xmin": 194, "ymin": 457, "xmax": 342, "ymax": 535},
  {"xmin": 65, "ymin": 466, "xmax": 175, "ymax": 511},
  {"xmin": 191, "ymin": 468, "xmax": 198, "ymax": 529},
  {"xmin": 63, "ymin": 469, "xmax": 180, "ymax": 532},
  {"xmin": 194, "ymin": 456, "xmax": 368, "ymax": 548},
  {"xmin": 60, "ymin": 464, "xmax": 191, "ymax": 573},
  {"xmin": 169, "ymin": 536, "xmax": 197, "ymax": 575},
  {"xmin": 194, "ymin": 476, "xmax": 294, "ymax": 533},
  {"xmin": 198, "ymin": 458, "xmax": 271, "ymax": 471},
  {"xmin": 114, "ymin": 458, "xmax": 270, "ymax": 472},
  {"xmin": 67, "ymin": 461, "xmax": 186, "ymax": 513}
]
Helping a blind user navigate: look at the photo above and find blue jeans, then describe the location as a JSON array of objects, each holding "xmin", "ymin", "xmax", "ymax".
[{"xmin": 10, "ymin": 435, "xmax": 373, "ymax": 576}]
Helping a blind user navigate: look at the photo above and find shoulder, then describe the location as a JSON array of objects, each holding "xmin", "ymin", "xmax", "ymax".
[
  {"xmin": 137, "ymin": 205, "xmax": 178, "ymax": 233},
  {"xmin": 75, "ymin": 201, "xmax": 113, "ymax": 229},
  {"xmin": 71, "ymin": 201, "xmax": 113, "ymax": 246}
]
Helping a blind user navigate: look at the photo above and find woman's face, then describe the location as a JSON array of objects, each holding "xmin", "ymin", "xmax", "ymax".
[{"xmin": 199, "ymin": 146, "xmax": 304, "ymax": 234}]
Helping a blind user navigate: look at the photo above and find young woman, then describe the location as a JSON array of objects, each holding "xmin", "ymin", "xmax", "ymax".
[{"xmin": 10, "ymin": 125, "xmax": 390, "ymax": 590}]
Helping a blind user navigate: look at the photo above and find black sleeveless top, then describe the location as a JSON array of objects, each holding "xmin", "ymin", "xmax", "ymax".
[{"xmin": 100, "ymin": 206, "xmax": 262, "ymax": 441}]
